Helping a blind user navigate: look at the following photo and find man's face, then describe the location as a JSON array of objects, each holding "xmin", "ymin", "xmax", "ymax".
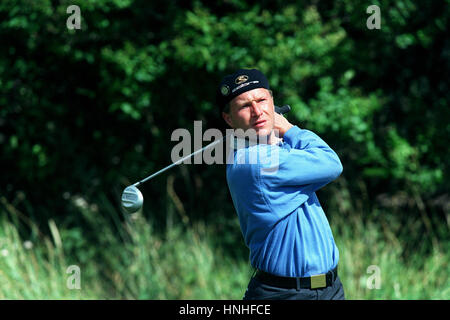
[{"xmin": 222, "ymin": 88, "xmax": 275, "ymax": 138}]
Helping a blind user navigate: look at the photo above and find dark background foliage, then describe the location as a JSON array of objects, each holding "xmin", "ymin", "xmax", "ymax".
[{"xmin": 1, "ymin": 0, "xmax": 448, "ymax": 257}]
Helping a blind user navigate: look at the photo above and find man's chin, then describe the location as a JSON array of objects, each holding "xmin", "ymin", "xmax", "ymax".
[{"xmin": 253, "ymin": 128, "xmax": 274, "ymax": 143}]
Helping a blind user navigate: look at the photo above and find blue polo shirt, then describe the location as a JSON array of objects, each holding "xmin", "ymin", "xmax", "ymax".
[{"xmin": 226, "ymin": 125, "xmax": 343, "ymax": 277}]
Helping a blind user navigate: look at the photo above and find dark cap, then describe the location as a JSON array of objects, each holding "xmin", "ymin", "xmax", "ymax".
[{"xmin": 217, "ymin": 68, "xmax": 270, "ymax": 112}]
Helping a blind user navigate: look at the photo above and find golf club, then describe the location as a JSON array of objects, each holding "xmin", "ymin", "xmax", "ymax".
[{"xmin": 121, "ymin": 105, "xmax": 291, "ymax": 213}]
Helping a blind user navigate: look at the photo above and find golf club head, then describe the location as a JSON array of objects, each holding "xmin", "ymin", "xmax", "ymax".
[
  {"xmin": 121, "ymin": 185, "xmax": 144, "ymax": 213},
  {"xmin": 275, "ymin": 105, "xmax": 291, "ymax": 115}
]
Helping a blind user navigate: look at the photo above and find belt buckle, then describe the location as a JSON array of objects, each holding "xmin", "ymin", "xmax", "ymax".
[{"xmin": 310, "ymin": 274, "xmax": 326, "ymax": 289}]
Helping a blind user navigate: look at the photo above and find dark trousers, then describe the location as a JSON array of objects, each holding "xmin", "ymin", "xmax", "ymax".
[{"xmin": 243, "ymin": 274, "xmax": 346, "ymax": 300}]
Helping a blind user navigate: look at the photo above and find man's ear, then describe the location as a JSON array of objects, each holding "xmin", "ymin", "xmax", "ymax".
[{"xmin": 222, "ymin": 112, "xmax": 233, "ymax": 128}]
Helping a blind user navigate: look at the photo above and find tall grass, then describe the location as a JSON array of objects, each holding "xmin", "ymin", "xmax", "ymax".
[
  {"xmin": 334, "ymin": 213, "xmax": 449, "ymax": 299},
  {"xmin": 0, "ymin": 195, "xmax": 448, "ymax": 299}
]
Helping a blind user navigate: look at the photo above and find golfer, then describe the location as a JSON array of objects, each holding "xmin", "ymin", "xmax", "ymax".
[{"xmin": 217, "ymin": 69, "xmax": 345, "ymax": 300}]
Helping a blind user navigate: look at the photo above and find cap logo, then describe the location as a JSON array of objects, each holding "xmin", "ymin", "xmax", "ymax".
[
  {"xmin": 235, "ymin": 75, "xmax": 249, "ymax": 84},
  {"xmin": 220, "ymin": 85, "xmax": 230, "ymax": 96}
]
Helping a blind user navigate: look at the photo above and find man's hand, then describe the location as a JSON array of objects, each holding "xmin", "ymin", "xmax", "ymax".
[{"xmin": 273, "ymin": 112, "xmax": 293, "ymax": 138}]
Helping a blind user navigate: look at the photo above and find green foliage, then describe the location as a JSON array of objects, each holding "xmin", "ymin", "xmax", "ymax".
[
  {"xmin": 0, "ymin": 199, "xmax": 448, "ymax": 299},
  {"xmin": 1, "ymin": 0, "xmax": 448, "ymax": 221}
]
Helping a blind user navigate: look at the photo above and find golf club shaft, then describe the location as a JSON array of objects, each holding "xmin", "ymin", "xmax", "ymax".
[{"xmin": 133, "ymin": 134, "xmax": 228, "ymax": 187}]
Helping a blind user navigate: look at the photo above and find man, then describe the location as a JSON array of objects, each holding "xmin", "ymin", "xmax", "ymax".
[{"xmin": 217, "ymin": 68, "xmax": 345, "ymax": 300}]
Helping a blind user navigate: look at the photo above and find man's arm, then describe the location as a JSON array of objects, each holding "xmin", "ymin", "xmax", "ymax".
[
  {"xmin": 262, "ymin": 125, "xmax": 343, "ymax": 188},
  {"xmin": 253, "ymin": 119, "xmax": 342, "ymax": 221}
]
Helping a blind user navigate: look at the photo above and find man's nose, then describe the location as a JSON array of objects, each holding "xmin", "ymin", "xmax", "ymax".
[{"xmin": 250, "ymin": 101, "xmax": 262, "ymax": 117}]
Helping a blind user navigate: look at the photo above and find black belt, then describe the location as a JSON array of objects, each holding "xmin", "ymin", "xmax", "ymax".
[{"xmin": 255, "ymin": 266, "xmax": 338, "ymax": 290}]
